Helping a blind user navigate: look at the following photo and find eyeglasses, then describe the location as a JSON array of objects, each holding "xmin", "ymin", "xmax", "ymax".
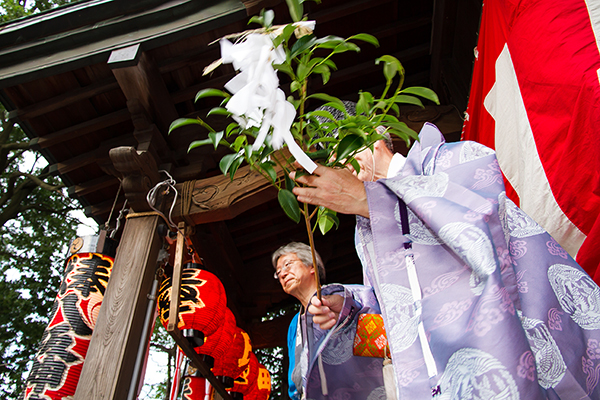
[{"xmin": 274, "ymin": 259, "xmax": 298, "ymax": 279}]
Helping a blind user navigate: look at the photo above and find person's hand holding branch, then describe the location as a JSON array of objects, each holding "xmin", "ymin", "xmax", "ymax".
[
  {"xmin": 290, "ymin": 165, "xmax": 370, "ymax": 218},
  {"xmin": 308, "ymin": 294, "xmax": 344, "ymax": 330}
]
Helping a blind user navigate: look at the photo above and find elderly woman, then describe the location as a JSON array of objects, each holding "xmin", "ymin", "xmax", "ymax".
[{"xmin": 272, "ymin": 242, "xmax": 386, "ymax": 400}]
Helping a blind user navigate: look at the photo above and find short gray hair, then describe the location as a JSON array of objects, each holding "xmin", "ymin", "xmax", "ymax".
[{"xmin": 271, "ymin": 242, "xmax": 325, "ymax": 281}]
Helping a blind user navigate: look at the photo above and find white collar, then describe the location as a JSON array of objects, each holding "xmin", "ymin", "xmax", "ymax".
[{"xmin": 386, "ymin": 153, "xmax": 406, "ymax": 178}]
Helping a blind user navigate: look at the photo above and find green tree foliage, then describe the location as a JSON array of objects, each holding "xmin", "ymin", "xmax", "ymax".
[
  {"xmin": 142, "ymin": 319, "xmax": 177, "ymax": 400},
  {"xmin": 0, "ymin": 0, "xmax": 73, "ymax": 22},
  {"xmin": 0, "ymin": 2, "xmax": 91, "ymax": 398},
  {"xmin": 0, "ymin": 106, "xmax": 81, "ymax": 398}
]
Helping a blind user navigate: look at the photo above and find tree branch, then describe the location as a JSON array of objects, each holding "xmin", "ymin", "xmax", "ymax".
[
  {"xmin": 1, "ymin": 142, "xmax": 30, "ymax": 152},
  {"xmin": 0, "ymin": 117, "xmax": 14, "ymax": 145},
  {"xmin": 11, "ymin": 172, "xmax": 65, "ymax": 192}
]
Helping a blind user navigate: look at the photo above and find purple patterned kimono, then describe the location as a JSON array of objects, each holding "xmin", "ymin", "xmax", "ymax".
[
  {"xmin": 355, "ymin": 123, "xmax": 600, "ymax": 399},
  {"xmin": 292, "ymin": 284, "xmax": 386, "ymax": 399}
]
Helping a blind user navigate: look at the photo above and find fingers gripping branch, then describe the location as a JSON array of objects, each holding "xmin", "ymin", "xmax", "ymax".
[{"xmin": 290, "ymin": 165, "xmax": 370, "ymax": 218}]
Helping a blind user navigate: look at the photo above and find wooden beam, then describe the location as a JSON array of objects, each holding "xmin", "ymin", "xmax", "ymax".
[
  {"xmin": 74, "ymin": 214, "xmax": 162, "ymax": 400},
  {"xmin": 109, "ymin": 147, "xmax": 161, "ymax": 213},
  {"xmin": 308, "ymin": 0, "xmax": 394, "ymax": 24},
  {"xmin": 9, "ymin": 77, "xmax": 120, "ymax": 121},
  {"xmin": 171, "ymin": 163, "xmax": 280, "ymax": 225},
  {"xmin": 67, "ymin": 175, "xmax": 119, "ymax": 198},
  {"xmin": 110, "ymin": 48, "xmax": 180, "ymax": 136},
  {"xmin": 167, "ymin": 221, "xmax": 186, "ymax": 331},
  {"xmin": 30, "ymin": 108, "xmax": 131, "ymax": 150},
  {"xmin": 168, "ymin": 327, "xmax": 233, "ymax": 399},
  {"xmin": 47, "ymin": 133, "xmax": 136, "ymax": 175},
  {"xmin": 430, "ymin": 0, "xmax": 459, "ymax": 103}
]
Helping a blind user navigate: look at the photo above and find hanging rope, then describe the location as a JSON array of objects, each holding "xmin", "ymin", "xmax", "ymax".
[
  {"xmin": 146, "ymin": 170, "xmax": 178, "ymax": 230},
  {"xmin": 104, "ymin": 180, "xmax": 126, "ymax": 238},
  {"xmin": 110, "ymin": 199, "xmax": 129, "ymax": 239}
]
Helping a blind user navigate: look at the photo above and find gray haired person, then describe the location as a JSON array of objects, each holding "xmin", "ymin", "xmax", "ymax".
[{"xmin": 272, "ymin": 242, "xmax": 385, "ymax": 400}]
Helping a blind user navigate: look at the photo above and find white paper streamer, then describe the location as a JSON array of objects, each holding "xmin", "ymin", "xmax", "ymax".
[{"xmin": 219, "ymin": 25, "xmax": 318, "ymax": 173}]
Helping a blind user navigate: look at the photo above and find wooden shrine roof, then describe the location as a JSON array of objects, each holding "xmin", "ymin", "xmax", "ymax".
[{"xmin": 0, "ymin": 0, "xmax": 480, "ymax": 347}]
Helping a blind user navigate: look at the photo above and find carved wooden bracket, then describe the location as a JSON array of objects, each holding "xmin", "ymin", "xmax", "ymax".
[
  {"xmin": 171, "ymin": 163, "xmax": 282, "ymax": 225},
  {"xmin": 109, "ymin": 146, "xmax": 161, "ymax": 212}
]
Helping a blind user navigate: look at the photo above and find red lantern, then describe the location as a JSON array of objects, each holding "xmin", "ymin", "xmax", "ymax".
[
  {"xmin": 157, "ymin": 263, "xmax": 227, "ymax": 343},
  {"xmin": 21, "ymin": 250, "xmax": 113, "ymax": 400},
  {"xmin": 212, "ymin": 327, "xmax": 253, "ymax": 386},
  {"xmin": 255, "ymin": 363, "xmax": 271, "ymax": 400},
  {"xmin": 181, "ymin": 375, "xmax": 207, "ymax": 400},
  {"xmin": 230, "ymin": 352, "xmax": 259, "ymax": 398},
  {"xmin": 196, "ymin": 308, "xmax": 236, "ymax": 378}
]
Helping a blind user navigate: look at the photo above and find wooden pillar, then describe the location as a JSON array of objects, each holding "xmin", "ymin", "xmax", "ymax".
[
  {"xmin": 74, "ymin": 214, "xmax": 162, "ymax": 399},
  {"xmin": 75, "ymin": 146, "xmax": 163, "ymax": 400}
]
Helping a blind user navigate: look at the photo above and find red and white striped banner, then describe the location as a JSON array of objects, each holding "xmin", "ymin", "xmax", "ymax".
[{"xmin": 463, "ymin": 0, "xmax": 600, "ymax": 283}]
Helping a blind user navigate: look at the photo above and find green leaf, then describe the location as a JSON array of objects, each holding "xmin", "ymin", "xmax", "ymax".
[
  {"xmin": 287, "ymin": 95, "xmax": 301, "ymax": 108},
  {"xmin": 229, "ymin": 156, "xmax": 244, "ymax": 179},
  {"xmin": 282, "ymin": 24, "xmax": 297, "ymax": 44},
  {"xmin": 290, "ymin": 80, "xmax": 301, "ymax": 92},
  {"xmin": 208, "ymin": 131, "xmax": 224, "ymax": 150},
  {"xmin": 263, "ymin": 9, "xmax": 275, "ymax": 27},
  {"xmin": 332, "ymin": 42, "xmax": 360, "ymax": 54},
  {"xmin": 207, "ymin": 107, "xmax": 231, "ymax": 117},
  {"xmin": 379, "ymin": 114, "xmax": 400, "ymax": 124},
  {"xmin": 278, "ymin": 189, "xmax": 301, "ymax": 223},
  {"xmin": 232, "ymin": 135, "xmax": 246, "ymax": 152},
  {"xmin": 348, "ymin": 157, "xmax": 361, "ymax": 174},
  {"xmin": 307, "ymin": 148, "xmax": 330, "ymax": 161},
  {"xmin": 285, "ymin": 0, "xmax": 303, "ymax": 22},
  {"xmin": 311, "ymin": 137, "xmax": 338, "ymax": 147},
  {"xmin": 322, "ymin": 58, "xmax": 337, "ymax": 70},
  {"xmin": 356, "ymin": 92, "xmax": 374, "ymax": 116},
  {"xmin": 226, "ymin": 122, "xmax": 239, "ymax": 137},
  {"xmin": 260, "ymin": 161, "xmax": 277, "ymax": 183},
  {"xmin": 336, "ymin": 134, "xmax": 365, "ymax": 163},
  {"xmin": 244, "ymin": 144, "xmax": 254, "ymax": 159},
  {"xmin": 387, "ymin": 122, "xmax": 419, "ymax": 141},
  {"xmin": 188, "ymin": 138, "xmax": 213, "ymax": 151},
  {"xmin": 317, "ymin": 207, "xmax": 339, "ymax": 235},
  {"xmin": 307, "ymin": 93, "xmax": 345, "ymax": 111},
  {"xmin": 194, "ymin": 88, "xmax": 229, "ymax": 103},
  {"xmin": 296, "ymin": 61, "xmax": 310, "ymax": 80},
  {"xmin": 219, "ymin": 153, "xmax": 239, "ymax": 176},
  {"xmin": 313, "ymin": 64, "xmax": 331, "ymax": 84},
  {"xmin": 376, "ymin": 55, "xmax": 403, "ymax": 82},
  {"xmin": 394, "ymin": 94, "xmax": 424, "ymax": 108},
  {"xmin": 291, "ymin": 34, "xmax": 317, "ymax": 59},
  {"xmin": 314, "ymin": 35, "xmax": 346, "ymax": 49},
  {"xmin": 168, "ymin": 118, "xmax": 203, "ymax": 134},
  {"xmin": 284, "ymin": 170, "xmax": 296, "ymax": 191},
  {"xmin": 248, "ymin": 15, "xmax": 263, "ymax": 26},
  {"xmin": 308, "ymin": 109, "xmax": 337, "ymax": 122},
  {"xmin": 401, "ymin": 87, "xmax": 440, "ymax": 104},
  {"xmin": 347, "ymin": 33, "xmax": 379, "ymax": 47},
  {"xmin": 273, "ymin": 62, "xmax": 295, "ymax": 80}
]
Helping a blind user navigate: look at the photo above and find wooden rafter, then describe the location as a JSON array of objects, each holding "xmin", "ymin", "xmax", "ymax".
[
  {"xmin": 30, "ymin": 108, "xmax": 131, "ymax": 150},
  {"xmin": 8, "ymin": 77, "xmax": 119, "ymax": 121}
]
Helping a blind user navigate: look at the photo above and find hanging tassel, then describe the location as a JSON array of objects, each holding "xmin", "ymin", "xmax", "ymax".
[
  {"xmin": 383, "ymin": 356, "xmax": 397, "ymax": 400},
  {"xmin": 318, "ymin": 354, "xmax": 328, "ymax": 396}
]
